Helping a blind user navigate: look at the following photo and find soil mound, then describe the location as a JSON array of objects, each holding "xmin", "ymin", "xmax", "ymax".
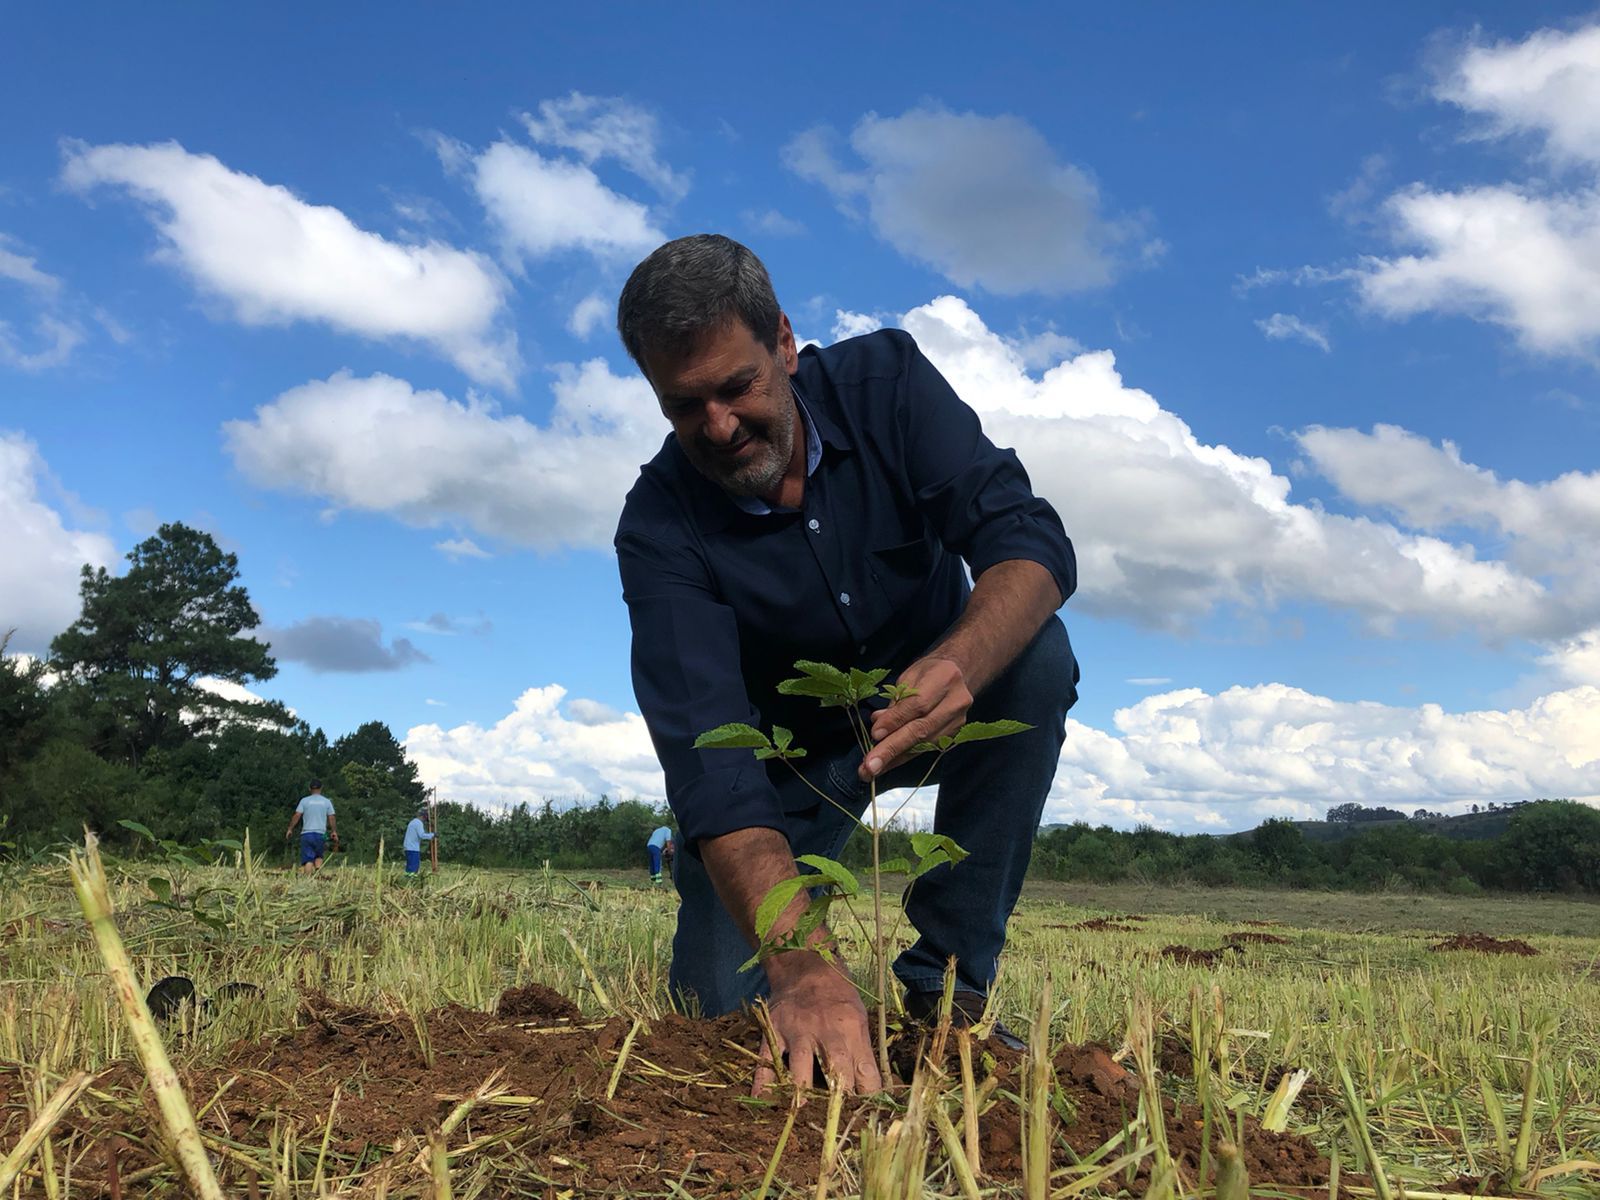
[
  {"xmin": 22, "ymin": 991, "xmax": 1329, "ymax": 1196},
  {"xmin": 1430, "ymin": 933, "xmax": 1538, "ymax": 956},
  {"xmin": 1225, "ymin": 931, "xmax": 1290, "ymax": 945},
  {"xmin": 496, "ymin": 982, "xmax": 584, "ymax": 1020},
  {"xmin": 1070, "ymin": 916, "xmax": 1137, "ymax": 932},
  {"xmin": 1160, "ymin": 944, "xmax": 1244, "ymax": 967}
]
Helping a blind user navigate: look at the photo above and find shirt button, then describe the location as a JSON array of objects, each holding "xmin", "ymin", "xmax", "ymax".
[
  {"xmin": 839, "ymin": 592, "xmax": 851, "ymax": 606},
  {"xmin": 808, "ymin": 518, "xmax": 820, "ymax": 531}
]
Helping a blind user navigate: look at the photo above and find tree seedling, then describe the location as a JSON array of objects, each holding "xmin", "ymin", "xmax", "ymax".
[{"xmin": 695, "ymin": 659, "xmax": 1030, "ymax": 1079}]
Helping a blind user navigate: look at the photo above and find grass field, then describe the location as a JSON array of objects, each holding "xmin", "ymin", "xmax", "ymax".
[{"xmin": 2, "ymin": 845, "xmax": 1598, "ymax": 1197}]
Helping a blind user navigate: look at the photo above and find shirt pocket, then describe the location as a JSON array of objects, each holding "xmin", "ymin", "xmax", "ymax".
[{"xmin": 868, "ymin": 537, "xmax": 934, "ymax": 620}]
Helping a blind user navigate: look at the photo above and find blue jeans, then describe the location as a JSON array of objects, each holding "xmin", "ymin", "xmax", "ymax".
[
  {"xmin": 300, "ymin": 832, "xmax": 326, "ymax": 865},
  {"xmin": 405, "ymin": 849, "xmax": 422, "ymax": 874},
  {"xmin": 648, "ymin": 845, "xmax": 664, "ymax": 875},
  {"xmin": 669, "ymin": 616, "xmax": 1077, "ymax": 1015}
]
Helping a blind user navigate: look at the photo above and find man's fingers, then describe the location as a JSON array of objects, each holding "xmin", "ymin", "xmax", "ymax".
[
  {"xmin": 789, "ymin": 1041, "xmax": 817, "ymax": 1093},
  {"xmin": 856, "ymin": 1054, "xmax": 884, "ymax": 1093},
  {"xmin": 752, "ymin": 1035, "xmax": 782, "ymax": 1098},
  {"xmin": 861, "ymin": 705, "xmax": 963, "ymax": 779}
]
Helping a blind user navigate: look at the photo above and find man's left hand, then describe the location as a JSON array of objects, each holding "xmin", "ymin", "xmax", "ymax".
[{"xmin": 859, "ymin": 655, "xmax": 972, "ymax": 781}]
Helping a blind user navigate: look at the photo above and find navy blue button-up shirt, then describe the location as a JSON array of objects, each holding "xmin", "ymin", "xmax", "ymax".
[{"xmin": 615, "ymin": 328, "xmax": 1076, "ymax": 848}]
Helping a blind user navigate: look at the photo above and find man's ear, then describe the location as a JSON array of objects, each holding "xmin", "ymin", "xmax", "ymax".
[{"xmin": 777, "ymin": 312, "xmax": 799, "ymax": 375}]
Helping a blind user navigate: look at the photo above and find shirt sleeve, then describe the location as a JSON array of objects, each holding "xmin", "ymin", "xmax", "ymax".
[
  {"xmin": 896, "ymin": 335, "xmax": 1076, "ymax": 604},
  {"xmin": 616, "ymin": 527, "xmax": 785, "ymax": 851},
  {"xmin": 295, "ymin": 799, "xmax": 306, "ymax": 815}
]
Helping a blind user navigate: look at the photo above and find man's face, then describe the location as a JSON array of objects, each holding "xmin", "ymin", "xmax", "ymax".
[{"xmin": 645, "ymin": 314, "xmax": 799, "ymax": 499}]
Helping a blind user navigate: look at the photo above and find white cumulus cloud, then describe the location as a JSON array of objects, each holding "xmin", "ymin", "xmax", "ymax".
[
  {"xmin": 223, "ymin": 363, "xmax": 661, "ymax": 550},
  {"xmin": 898, "ymin": 295, "xmax": 1565, "ymax": 640},
  {"xmin": 785, "ymin": 106, "xmax": 1152, "ymax": 295},
  {"xmin": 472, "ymin": 141, "xmax": 665, "ymax": 265},
  {"xmin": 61, "ymin": 140, "xmax": 518, "ymax": 386},
  {"xmin": 406, "ymin": 684, "xmax": 665, "ymax": 810},
  {"xmin": 567, "ymin": 293, "xmax": 611, "ymax": 339},
  {"xmin": 1348, "ymin": 23, "xmax": 1600, "ymax": 360},
  {"xmin": 1043, "ymin": 681, "xmax": 1600, "ymax": 828},
  {"xmin": 520, "ymin": 93, "xmax": 689, "ymax": 201},
  {"xmin": 0, "ymin": 432, "xmax": 117, "ymax": 652},
  {"xmin": 1436, "ymin": 23, "xmax": 1600, "ymax": 169},
  {"xmin": 1255, "ymin": 312, "xmax": 1331, "ymax": 352}
]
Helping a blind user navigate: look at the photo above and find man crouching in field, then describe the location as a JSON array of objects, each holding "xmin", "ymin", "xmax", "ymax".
[{"xmin": 613, "ymin": 235, "xmax": 1080, "ymax": 1093}]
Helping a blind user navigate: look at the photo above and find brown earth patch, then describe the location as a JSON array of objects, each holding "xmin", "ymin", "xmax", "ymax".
[
  {"xmin": 1225, "ymin": 931, "xmax": 1291, "ymax": 945},
  {"xmin": 1069, "ymin": 916, "xmax": 1137, "ymax": 932},
  {"xmin": 4, "ymin": 989, "xmax": 1334, "ymax": 1196},
  {"xmin": 1242, "ymin": 919, "xmax": 1283, "ymax": 927},
  {"xmin": 495, "ymin": 982, "xmax": 584, "ymax": 1021},
  {"xmin": 1160, "ymin": 944, "xmax": 1244, "ymax": 967},
  {"xmin": 1430, "ymin": 933, "xmax": 1539, "ymax": 956}
]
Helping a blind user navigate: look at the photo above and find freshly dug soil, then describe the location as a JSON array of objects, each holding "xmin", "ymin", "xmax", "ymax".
[
  {"xmin": 1431, "ymin": 933, "xmax": 1538, "ymax": 956},
  {"xmin": 495, "ymin": 982, "xmax": 584, "ymax": 1021},
  {"xmin": 1160, "ymin": 944, "xmax": 1244, "ymax": 967},
  {"xmin": 6, "ymin": 987, "xmax": 1330, "ymax": 1196},
  {"xmin": 1225, "ymin": 931, "xmax": 1291, "ymax": 945},
  {"xmin": 1070, "ymin": 917, "xmax": 1137, "ymax": 932}
]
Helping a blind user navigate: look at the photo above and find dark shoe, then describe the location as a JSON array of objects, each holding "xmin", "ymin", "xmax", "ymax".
[{"xmin": 904, "ymin": 989, "xmax": 1027, "ymax": 1052}]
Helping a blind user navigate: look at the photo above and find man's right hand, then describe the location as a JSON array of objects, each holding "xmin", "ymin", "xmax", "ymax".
[{"xmin": 756, "ymin": 952, "xmax": 882, "ymax": 1097}]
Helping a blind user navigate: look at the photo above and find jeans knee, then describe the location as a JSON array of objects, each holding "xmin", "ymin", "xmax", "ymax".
[{"xmin": 988, "ymin": 617, "xmax": 1078, "ymax": 722}]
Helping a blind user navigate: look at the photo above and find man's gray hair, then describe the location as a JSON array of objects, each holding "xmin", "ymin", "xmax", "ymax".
[{"xmin": 616, "ymin": 234, "xmax": 781, "ymax": 370}]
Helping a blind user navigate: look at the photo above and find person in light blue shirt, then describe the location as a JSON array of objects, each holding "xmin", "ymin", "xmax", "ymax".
[
  {"xmin": 646, "ymin": 825, "xmax": 675, "ymax": 884},
  {"xmin": 404, "ymin": 807, "xmax": 437, "ymax": 874},
  {"xmin": 285, "ymin": 781, "xmax": 338, "ymax": 874}
]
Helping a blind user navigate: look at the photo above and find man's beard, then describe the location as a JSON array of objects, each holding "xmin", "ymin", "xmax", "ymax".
[{"xmin": 691, "ymin": 384, "xmax": 796, "ymax": 499}]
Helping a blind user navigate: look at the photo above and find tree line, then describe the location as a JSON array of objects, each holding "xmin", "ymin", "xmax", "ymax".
[{"xmin": 4, "ymin": 522, "xmax": 1598, "ymax": 892}]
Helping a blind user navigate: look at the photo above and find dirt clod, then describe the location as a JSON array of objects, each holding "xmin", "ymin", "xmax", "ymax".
[
  {"xmin": 1160, "ymin": 944, "xmax": 1244, "ymax": 967},
  {"xmin": 496, "ymin": 982, "xmax": 585, "ymax": 1020},
  {"xmin": 1225, "ymin": 931, "xmax": 1290, "ymax": 945},
  {"xmin": 1430, "ymin": 933, "xmax": 1538, "ymax": 956},
  {"xmin": 1070, "ymin": 916, "xmax": 1137, "ymax": 932}
]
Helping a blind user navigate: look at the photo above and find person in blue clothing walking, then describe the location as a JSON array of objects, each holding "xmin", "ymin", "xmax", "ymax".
[
  {"xmin": 404, "ymin": 806, "xmax": 437, "ymax": 874},
  {"xmin": 646, "ymin": 825, "xmax": 675, "ymax": 884},
  {"xmin": 284, "ymin": 781, "xmax": 338, "ymax": 874}
]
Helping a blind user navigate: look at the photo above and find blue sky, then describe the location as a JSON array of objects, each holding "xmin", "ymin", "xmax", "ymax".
[{"xmin": 4, "ymin": 4, "xmax": 1598, "ymax": 831}]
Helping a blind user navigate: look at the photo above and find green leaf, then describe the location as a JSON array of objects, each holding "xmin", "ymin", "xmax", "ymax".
[
  {"xmin": 877, "ymin": 857, "xmax": 912, "ymax": 875},
  {"xmin": 147, "ymin": 876, "xmax": 172, "ymax": 903},
  {"xmin": 776, "ymin": 675, "xmax": 847, "ymax": 700},
  {"xmin": 883, "ymin": 683, "xmax": 919, "ymax": 703},
  {"xmin": 796, "ymin": 854, "xmax": 859, "ymax": 896},
  {"xmin": 753, "ymin": 875, "xmax": 814, "ymax": 940},
  {"xmin": 211, "ymin": 839, "xmax": 243, "ymax": 852},
  {"xmin": 909, "ymin": 740, "xmax": 944, "ymax": 755},
  {"xmin": 772, "ymin": 726, "xmax": 794, "ymax": 751},
  {"xmin": 910, "ymin": 832, "xmax": 970, "ymax": 866},
  {"xmin": 693, "ymin": 723, "xmax": 772, "ymax": 751},
  {"xmin": 118, "ymin": 819, "xmax": 155, "ymax": 841},
  {"xmin": 907, "ymin": 850, "xmax": 951, "ymax": 880},
  {"xmin": 792, "ymin": 895, "xmax": 834, "ymax": 944},
  {"xmin": 847, "ymin": 666, "xmax": 890, "ymax": 700},
  {"xmin": 948, "ymin": 719, "xmax": 1034, "ymax": 746},
  {"xmin": 792, "ymin": 660, "xmax": 850, "ymax": 687}
]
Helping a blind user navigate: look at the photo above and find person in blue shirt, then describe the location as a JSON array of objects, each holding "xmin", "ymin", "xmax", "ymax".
[
  {"xmin": 403, "ymin": 807, "xmax": 437, "ymax": 874},
  {"xmin": 284, "ymin": 781, "xmax": 338, "ymax": 874},
  {"xmin": 646, "ymin": 825, "xmax": 675, "ymax": 884},
  {"xmin": 615, "ymin": 235, "xmax": 1079, "ymax": 1094}
]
